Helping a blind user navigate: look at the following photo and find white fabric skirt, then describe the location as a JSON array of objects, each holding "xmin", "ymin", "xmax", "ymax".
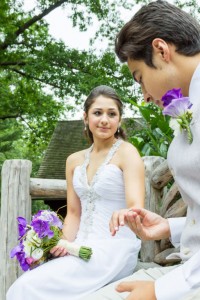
[{"xmin": 7, "ymin": 238, "xmax": 140, "ymax": 300}]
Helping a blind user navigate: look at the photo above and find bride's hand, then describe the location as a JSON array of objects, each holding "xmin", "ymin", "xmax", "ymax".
[
  {"xmin": 109, "ymin": 208, "xmax": 130, "ymax": 236},
  {"xmin": 50, "ymin": 229, "xmax": 69, "ymax": 257},
  {"xmin": 50, "ymin": 245, "xmax": 68, "ymax": 257}
]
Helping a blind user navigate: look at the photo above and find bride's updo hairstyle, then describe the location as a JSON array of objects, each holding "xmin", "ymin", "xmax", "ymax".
[{"xmin": 84, "ymin": 85, "xmax": 126, "ymax": 143}]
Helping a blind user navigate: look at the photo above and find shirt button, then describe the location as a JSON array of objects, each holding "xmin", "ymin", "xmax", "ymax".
[
  {"xmin": 190, "ymin": 219, "xmax": 196, "ymax": 226},
  {"xmin": 183, "ymin": 248, "xmax": 190, "ymax": 255}
]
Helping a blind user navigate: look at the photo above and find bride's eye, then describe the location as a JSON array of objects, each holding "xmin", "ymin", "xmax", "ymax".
[
  {"xmin": 94, "ymin": 111, "xmax": 101, "ymax": 116},
  {"xmin": 108, "ymin": 112, "xmax": 116, "ymax": 117}
]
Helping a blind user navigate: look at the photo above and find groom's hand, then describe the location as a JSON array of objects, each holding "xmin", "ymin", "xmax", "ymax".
[
  {"xmin": 116, "ymin": 280, "xmax": 156, "ymax": 300},
  {"xmin": 126, "ymin": 208, "xmax": 171, "ymax": 241}
]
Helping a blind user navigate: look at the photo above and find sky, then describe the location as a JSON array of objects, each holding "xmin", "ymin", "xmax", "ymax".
[{"xmin": 45, "ymin": 6, "xmax": 99, "ymax": 51}]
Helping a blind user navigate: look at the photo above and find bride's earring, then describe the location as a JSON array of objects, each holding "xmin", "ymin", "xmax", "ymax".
[
  {"xmin": 118, "ymin": 123, "xmax": 121, "ymax": 133},
  {"xmin": 84, "ymin": 124, "xmax": 87, "ymax": 131}
]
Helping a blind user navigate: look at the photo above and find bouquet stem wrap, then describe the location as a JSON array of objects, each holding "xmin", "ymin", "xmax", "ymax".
[{"xmin": 57, "ymin": 239, "xmax": 92, "ymax": 261}]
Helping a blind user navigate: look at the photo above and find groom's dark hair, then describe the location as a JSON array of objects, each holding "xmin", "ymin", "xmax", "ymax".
[{"xmin": 115, "ymin": 0, "xmax": 200, "ymax": 67}]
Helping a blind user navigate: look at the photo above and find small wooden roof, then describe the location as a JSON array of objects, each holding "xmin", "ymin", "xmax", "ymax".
[{"xmin": 37, "ymin": 120, "xmax": 89, "ymax": 179}]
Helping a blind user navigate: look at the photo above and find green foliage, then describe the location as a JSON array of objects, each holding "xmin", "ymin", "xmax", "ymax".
[
  {"xmin": 128, "ymin": 102, "xmax": 173, "ymax": 158},
  {"xmin": 32, "ymin": 200, "xmax": 50, "ymax": 215},
  {"xmin": 0, "ymin": 0, "xmax": 135, "ymax": 157},
  {"xmin": 0, "ymin": 119, "xmax": 22, "ymax": 208},
  {"xmin": 0, "ymin": 119, "xmax": 21, "ymax": 167}
]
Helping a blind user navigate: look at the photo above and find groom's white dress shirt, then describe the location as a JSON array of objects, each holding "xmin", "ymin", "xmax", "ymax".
[{"xmin": 155, "ymin": 63, "xmax": 200, "ymax": 300}]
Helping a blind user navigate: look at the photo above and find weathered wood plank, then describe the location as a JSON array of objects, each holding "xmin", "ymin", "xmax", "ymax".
[
  {"xmin": 160, "ymin": 182, "xmax": 180, "ymax": 217},
  {"xmin": 151, "ymin": 160, "xmax": 172, "ymax": 189},
  {"xmin": 154, "ymin": 248, "xmax": 181, "ymax": 265},
  {"xmin": 30, "ymin": 178, "xmax": 66, "ymax": 199},
  {"xmin": 159, "ymin": 238, "xmax": 173, "ymax": 252},
  {"xmin": 164, "ymin": 198, "xmax": 187, "ymax": 218},
  {"xmin": 140, "ymin": 156, "xmax": 165, "ymax": 262},
  {"xmin": 0, "ymin": 160, "xmax": 32, "ymax": 300}
]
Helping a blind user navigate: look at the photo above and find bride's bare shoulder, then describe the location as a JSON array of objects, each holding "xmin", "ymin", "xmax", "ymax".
[{"xmin": 66, "ymin": 148, "xmax": 89, "ymax": 168}]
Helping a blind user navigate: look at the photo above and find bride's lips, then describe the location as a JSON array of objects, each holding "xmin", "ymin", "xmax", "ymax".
[{"xmin": 99, "ymin": 127, "xmax": 109, "ymax": 130}]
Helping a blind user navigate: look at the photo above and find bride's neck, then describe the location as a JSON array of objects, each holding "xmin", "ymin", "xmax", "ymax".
[{"xmin": 92, "ymin": 138, "xmax": 117, "ymax": 153}]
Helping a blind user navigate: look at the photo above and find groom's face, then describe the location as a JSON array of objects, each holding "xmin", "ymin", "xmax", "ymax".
[{"xmin": 127, "ymin": 57, "xmax": 167, "ymax": 108}]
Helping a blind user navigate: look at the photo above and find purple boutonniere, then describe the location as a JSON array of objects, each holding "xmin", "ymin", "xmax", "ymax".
[{"xmin": 162, "ymin": 88, "xmax": 193, "ymax": 144}]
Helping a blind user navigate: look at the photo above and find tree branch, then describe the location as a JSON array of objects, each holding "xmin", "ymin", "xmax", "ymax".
[
  {"xmin": 0, "ymin": 61, "xmax": 26, "ymax": 66},
  {"xmin": 19, "ymin": 115, "xmax": 38, "ymax": 134},
  {"xmin": 9, "ymin": 67, "xmax": 61, "ymax": 89},
  {"xmin": 0, "ymin": 0, "xmax": 67, "ymax": 50},
  {"xmin": 0, "ymin": 114, "xmax": 20, "ymax": 120}
]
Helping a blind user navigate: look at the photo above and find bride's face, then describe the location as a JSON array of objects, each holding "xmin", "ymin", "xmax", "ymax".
[{"xmin": 85, "ymin": 95, "xmax": 120, "ymax": 140}]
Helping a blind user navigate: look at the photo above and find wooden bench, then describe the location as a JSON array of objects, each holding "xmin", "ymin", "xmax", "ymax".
[{"xmin": 0, "ymin": 157, "xmax": 186, "ymax": 299}]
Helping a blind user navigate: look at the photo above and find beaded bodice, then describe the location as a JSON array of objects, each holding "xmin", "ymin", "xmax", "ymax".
[
  {"xmin": 81, "ymin": 139, "xmax": 123, "ymax": 188},
  {"xmin": 73, "ymin": 139, "xmax": 133, "ymax": 241}
]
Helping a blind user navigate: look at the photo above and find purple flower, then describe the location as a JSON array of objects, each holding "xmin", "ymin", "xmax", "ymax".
[
  {"xmin": 10, "ymin": 243, "xmax": 30, "ymax": 271},
  {"xmin": 18, "ymin": 254, "xmax": 30, "ymax": 271},
  {"xmin": 32, "ymin": 210, "xmax": 62, "ymax": 229},
  {"xmin": 32, "ymin": 210, "xmax": 42, "ymax": 218},
  {"xmin": 10, "ymin": 244, "xmax": 23, "ymax": 258},
  {"xmin": 17, "ymin": 217, "xmax": 28, "ymax": 238},
  {"xmin": 31, "ymin": 219, "xmax": 54, "ymax": 239},
  {"xmin": 161, "ymin": 88, "xmax": 183, "ymax": 107},
  {"xmin": 163, "ymin": 97, "xmax": 192, "ymax": 117},
  {"xmin": 51, "ymin": 214, "xmax": 63, "ymax": 229},
  {"xmin": 162, "ymin": 88, "xmax": 193, "ymax": 144}
]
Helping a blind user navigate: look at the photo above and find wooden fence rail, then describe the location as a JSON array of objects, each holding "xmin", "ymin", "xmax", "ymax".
[
  {"xmin": 30, "ymin": 178, "xmax": 66, "ymax": 199},
  {"xmin": 0, "ymin": 157, "xmax": 186, "ymax": 300}
]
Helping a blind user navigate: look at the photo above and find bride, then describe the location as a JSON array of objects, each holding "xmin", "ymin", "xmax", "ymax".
[{"xmin": 7, "ymin": 85, "xmax": 145, "ymax": 300}]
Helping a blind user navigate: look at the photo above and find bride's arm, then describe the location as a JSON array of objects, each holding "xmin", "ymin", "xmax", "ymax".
[
  {"xmin": 50, "ymin": 154, "xmax": 81, "ymax": 257},
  {"xmin": 62, "ymin": 154, "xmax": 81, "ymax": 241},
  {"xmin": 110, "ymin": 142, "xmax": 145, "ymax": 236}
]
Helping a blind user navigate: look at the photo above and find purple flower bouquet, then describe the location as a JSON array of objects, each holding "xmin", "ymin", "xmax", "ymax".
[{"xmin": 10, "ymin": 210, "xmax": 92, "ymax": 271}]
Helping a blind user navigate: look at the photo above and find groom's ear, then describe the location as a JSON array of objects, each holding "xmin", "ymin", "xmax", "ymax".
[{"xmin": 152, "ymin": 38, "xmax": 171, "ymax": 62}]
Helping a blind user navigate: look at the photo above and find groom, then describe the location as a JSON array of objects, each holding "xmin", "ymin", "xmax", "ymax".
[{"xmin": 81, "ymin": 1, "xmax": 200, "ymax": 300}]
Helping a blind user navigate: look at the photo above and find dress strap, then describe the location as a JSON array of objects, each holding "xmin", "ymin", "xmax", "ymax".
[
  {"xmin": 83, "ymin": 144, "xmax": 93, "ymax": 167},
  {"xmin": 104, "ymin": 139, "xmax": 123, "ymax": 165}
]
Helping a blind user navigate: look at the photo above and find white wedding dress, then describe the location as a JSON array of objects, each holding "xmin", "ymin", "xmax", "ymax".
[{"xmin": 7, "ymin": 140, "xmax": 141, "ymax": 300}]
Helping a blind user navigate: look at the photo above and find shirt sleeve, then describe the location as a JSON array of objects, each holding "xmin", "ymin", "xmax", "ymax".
[
  {"xmin": 168, "ymin": 217, "xmax": 186, "ymax": 247},
  {"xmin": 155, "ymin": 249, "xmax": 200, "ymax": 300}
]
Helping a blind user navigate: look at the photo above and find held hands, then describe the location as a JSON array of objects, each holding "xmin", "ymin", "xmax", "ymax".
[
  {"xmin": 109, "ymin": 208, "xmax": 130, "ymax": 236},
  {"xmin": 116, "ymin": 280, "xmax": 156, "ymax": 300},
  {"xmin": 110, "ymin": 208, "xmax": 170, "ymax": 241}
]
